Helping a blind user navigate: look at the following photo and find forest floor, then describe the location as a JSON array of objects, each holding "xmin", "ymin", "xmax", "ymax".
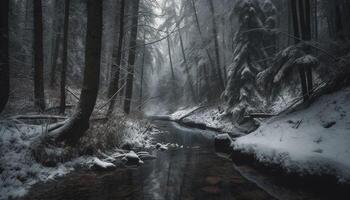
[{"xmin": 170, "ymin": 86, "xmax": 350, "ymax": 184}]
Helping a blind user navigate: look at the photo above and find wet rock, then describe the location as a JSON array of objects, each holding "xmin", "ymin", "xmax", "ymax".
[{"xmin": 214, "ymin": 134, "xmax": 233, "ymax": 154}]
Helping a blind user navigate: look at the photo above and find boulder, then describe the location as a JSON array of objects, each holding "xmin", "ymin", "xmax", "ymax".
[{"xmin": 122, "ymin": 151, "xmax": 143, "ymax": 166}]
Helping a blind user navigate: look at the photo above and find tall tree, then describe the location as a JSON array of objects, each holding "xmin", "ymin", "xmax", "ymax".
[
  {"xmin": 33, "ymin": 0, "xmax": 46, "ymax": 111},
  {"xmin": 176, "ymin": 20, "xmax": 196, "ymax": 102},
  {"xmin": 0, "ymin": 0, "xmax": 9, "ymax": 113},
  {"xmin": 166, "ymin": 27, "xmax": 175, "ymax": 80},
  {"xmin": 107, "ymin": 0, "xmax": 125, "ymax": 116},
  {"xmin": 290, "ymin": 0, "xmax": 313, "ymax": 101},
  {"xmin": 49, "ymin": 0, "xmax": 61, "ymax": 88},
  {"xmin": 139, "ymin": 31, "xmax": 146, "ymax": 110},
  {"xmin": 59, "ymin": 0, "xmax": 70, "ymax": 114},
  {"xmin": 51, "ymin": 0, "xmax": 103, "ymax": 145},
  {"xmin": 208, "ymin": 0, "xmax": 225, "ymax": 90},
  {"xmin": 124, "ymin": 0, "xmax": 140, "ymax": 114}
]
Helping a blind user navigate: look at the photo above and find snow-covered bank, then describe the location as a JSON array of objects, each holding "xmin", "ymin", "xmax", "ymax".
[
  {"xmin": 170, "ymin": 106, "xmax": 244, "ymax": 135},
  {"xmin": 0, "ymin": 123, "xmax": 83, "ymax": 199},
  {"xmin": 0, "ymin": 116, "xmax": 158, "ymax": 199},
  {"xmin": 233, "ymin": 87, "xmax": 350, "ymax": 183}
]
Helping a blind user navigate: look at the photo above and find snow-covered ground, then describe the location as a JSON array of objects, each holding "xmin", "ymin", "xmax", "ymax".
[
  {"xmin": 170, "ymin": 105, "xmax": 243, "ymax": 135},
  {"xmin": 233, "ymin": 87, "xmax": 350, "ymax": 183},
  {"xmin": 169, "ymin": 106, "xmax": 199, "ymax": 120},
  {"xmin": 0, "ymin": 123, "xmax": 85, "ymax": 199},
  {"xmin": 0, "ymin": 116, "xmax": 158, "ymax": 199}
]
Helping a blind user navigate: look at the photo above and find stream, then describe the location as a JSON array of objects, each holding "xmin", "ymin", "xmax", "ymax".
[{"xmin": 21, "ymin": 120, "xmax": 315, "ymax": 200}]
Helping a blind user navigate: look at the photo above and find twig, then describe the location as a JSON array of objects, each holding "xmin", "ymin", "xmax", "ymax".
[
  {"xmin": 66, "ymin": 87, "xmax": 80, "ymax": 101},
  {"xmin": 95, "ymin": 82, "xmax": 127, "ymax": 112}
]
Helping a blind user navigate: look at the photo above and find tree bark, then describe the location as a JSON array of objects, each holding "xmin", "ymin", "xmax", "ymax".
[
  {"xmin": 107, "ymin": 0, "xmax": 125, "ymax": 116},
  {"xmin": 33, "ymin": 0, "xmax": 46, "ymax": 111},
  {"xmin": 166, "ymin": 27, "xmax": 175, "ymax": 80},
  {"xmin": 52, "ymin": 0, "xmax": 103, "ymax": 145},
  {"xmin": 190, "ymin": 0, "xmax": 214, "ymax": 97},
  {"xmin": 208, "ymin": 0, "xmax": 225, "ymax": 91},
  {"xmin": 290, "ymin": 0, "xmax": 313, "ymax": 102},
  {"xmin": 176, "ymin": 22, "xmax": 196, "ymax": 102},
  {"xmin": 0, "ymin": 0, "xmax": 9, "ymax": 113},
  {"xmin": 60, "ymin": 0, "xmax": 70, "ymax": 114},
  {"xmin": 49, "ymin": 33, "xmax": 61, "ymax": 88},
  {"xmin": 49, "ymin": 0, "xmax": 59, "ymax": 88},
  {"xmin": 139, "ymin": 31, "xmax": 146, "ymax": 111},
  {"xmin": 124, "ymin": 0, "xmax": 140, "ymax": 114}
]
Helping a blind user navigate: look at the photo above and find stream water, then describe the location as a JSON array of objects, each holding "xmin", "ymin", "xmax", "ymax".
[{"xmin": 22, "ymin": 120, "xmax": 277, "ymax": 200}]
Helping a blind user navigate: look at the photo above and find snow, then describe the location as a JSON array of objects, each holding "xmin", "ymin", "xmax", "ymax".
[
  {"xmin": 91, "ymin": 157, "xmax": 116, "ymax": 169},
  {"xmin": 233, "ymin": 87, "xmax": 350, "ymax": 183},
  {"xmin": 0, "ymin": 123, "xmax": 83, "ymax": 199},
  {"xmin": 174, "ymin": 106, "xmax": 244, "ymax": 135},
  {"xmin": 120, "ymin": 118, "xmax": 159, "ymax": 149},
  {"xmin": 121, "ymin": 151, "xmax": 144, "ymax": 165},
  {"xmin": 0, "ymin": 116, "xmax": 159, "ymax": 199},
  {"xmin": 169, "ymin": 106, "xmax": 199, "ymax": 120}
]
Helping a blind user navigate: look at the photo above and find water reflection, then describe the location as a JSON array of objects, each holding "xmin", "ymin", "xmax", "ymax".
[{"xmin": 23, "ymin": 120, "xmax": 274, "ymax": 200}]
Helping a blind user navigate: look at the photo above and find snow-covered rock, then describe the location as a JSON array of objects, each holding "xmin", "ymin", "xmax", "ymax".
[
  {"xmin": 122, "ymin": 151, "xmax": 143, "ymax": 166},
  {"xmin": 91, "ymin": 157, "xmax": 116, "ymax": 171},
  {"xmin": 155, "ymin": 143, "xmax": 168, "ymax": 151},
  {"xmin": 233, "ymin": 87, "xmax": 350, "ymax": 183}
]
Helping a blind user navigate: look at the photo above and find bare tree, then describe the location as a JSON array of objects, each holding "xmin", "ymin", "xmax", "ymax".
[
  {"xmin": 0, "ymin": 0, "xmax": 9, "ymax": 113},
  {"xmin": 51, "ymin": 0, "xmax": 103, "ymax": 145},
  {"xmin": 33, "ymin": 0, "xmax": 45, "ymax": 111}
]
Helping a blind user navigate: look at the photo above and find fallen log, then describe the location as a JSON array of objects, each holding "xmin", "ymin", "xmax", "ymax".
[{"xmin": 9, "ymin": 115, "xmax": 68, "ymax": 120}]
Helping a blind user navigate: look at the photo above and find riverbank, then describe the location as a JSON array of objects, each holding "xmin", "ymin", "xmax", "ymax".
[
  {"xmin": 0, "ymin": 115, "xmax": 157, "ymax": 199},
  {"xmin": 171, "ymin": 86, "xmax": 350, "ymax": 186}
]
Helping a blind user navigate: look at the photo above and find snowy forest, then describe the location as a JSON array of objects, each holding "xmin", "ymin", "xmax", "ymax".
[{"xmin": 1, "ymin": 0, "xmax": 350, "ymax": 199}]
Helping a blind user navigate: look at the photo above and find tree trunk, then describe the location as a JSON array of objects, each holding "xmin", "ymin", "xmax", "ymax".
[
  {"xmin": 123, "ymin": 0, "xmax": 140, "ymax": 114},
  {"xmin": 59, "ymin": 0, "xmax": 70, "ymax": 114},
  {"xmin": 166, "ymin": 28, "xmax": 175, "ymax": 80},
  {"xmin": 107, "ymin": 0, "xmax": 125, "ymax": 116},
  {"xmin": 139, "ymin": 32, "xmax": 146, "ymax": 111},
  {"xmin": 190, "ymin": 0, "xmax": 214, "ymax": 96},
  {"xmin": 33, "ymin": 0, "xmax": 45, "ymax": 111},
  {"xmin": 301, "ymin": 0, "xmax": 313, "ymax": 95},
  {"xmin": 291, "ymin": 0, "xmax": 313, "ymax": 102},
  {"xmin": 49, "ymin": 33, "xmax": 61, "ymax": 88},
  {"xmin": 291, "ymin": 0, "xmax": 308, "ymax": 101},
  {"xmin": 0, "ymin": 0, "xmax": 9, "ymax": 113},
  {"xmin": 177, "ymin": 22, "xmax": 196, "ymax": 102},
  {"xmin": 208, "ymin": 0, "xmax": 225, "ymax": 91},
  {"xmin": 52, "ymin": 0, "xmax": 103, "ymax": 145}
]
